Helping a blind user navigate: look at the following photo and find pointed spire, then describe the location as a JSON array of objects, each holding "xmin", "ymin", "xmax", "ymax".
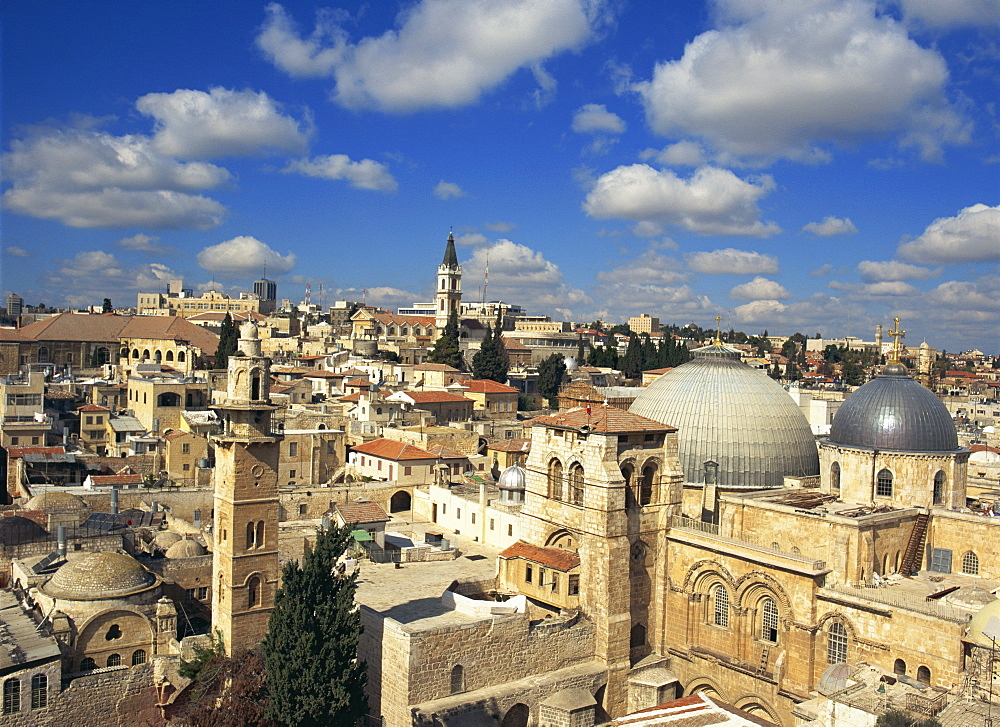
[{"xmin": 442, "ymin": 230, "xmax": 459, "ymax": 268}]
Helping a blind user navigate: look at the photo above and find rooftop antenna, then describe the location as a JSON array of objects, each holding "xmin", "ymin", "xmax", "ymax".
[
  {"xmin": 482, "ymin": 249, "xmax": 489, "ymax": 312},
  {"xmin": 362, "ymin": 288, "xmax": 367, "ymax": 307},
  {"xmin": 305, "ymin": 283, "xmax": 311, "ymax": 306}
]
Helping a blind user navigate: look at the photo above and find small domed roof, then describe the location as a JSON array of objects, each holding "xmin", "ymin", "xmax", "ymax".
[
  {"xmin": 25, "ymin": 491, "xmax": 86, "ymax": 510},
  {"xmin": 42, "ymin": 551, "xmax": 158, "ymax": 600},
  {"xmin": 497, "ymin": 464, "xmax": 527, "ymax": 491},
  {"xmin": 153, "ymin": 531, "xmax": 182, "ymax": 549},
  {"xmin": 828, "ymin": 363, "xmax": 959, "ymax": 452},
  {"xmin": 564, "ymin": 356, "xmax": 579, "ymax": 371},
  {"xmin": 165, "ymin": 537, "xmax": 206, "ymax": 558},
  {"xmin": 967, "ymin": 597, "xmax": 1000, "ymax": 647},
  {"xmin": 239, "ymin": 321, "xmax": 259, "ymax": 340},
  {"xmin": 629, "ymin": 342, "xmax": 819, "ymax": 488},
  {"xmin": 0, "ymin": 516, "xmax": 48, "ymax": 544}
]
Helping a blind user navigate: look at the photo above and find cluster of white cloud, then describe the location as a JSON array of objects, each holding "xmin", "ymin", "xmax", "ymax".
[
  {"xmin": 583, "ymin": 165, "xmax": 780, "ymax": 237},
  {"xmin": 728, "ymin": 276, "xmax": 790, "ymax": 301},
  {"xmin": 898, "ymin": 0, "xmax": 1000, "ymax": 30},
  {"xmin": 257, "ymin": 0, "xmax": 606, "ymax": 112},
  {"xmin": 196, "ymin": 236, "xmax": 297, "ymax": 278},
  {"xmin": 802, "ymin": 216, "xmax": 857, "ymax": 237},
  {"xmin": 39, "ymin": 250, "xmax": 179, "ymax": 305},
  {"xmin": 116, "ymin": 233, "xmax": 175, "ymax": 255},
  {"xmin": 897, "ymin": 204, "xmax": 1000, "ymax": 264},
  {"xmin": 856, "ymin": 260, "xmax": 935, "ymax": 282},
  {"xmin": 286, "ymin": 155, "xmax": 397, "ymax": 192},
  {"xmin": 632, "ymin": 0, "xmax": 968, "ymax": 164},
  {"xmin": 686, "ymin": 248, "xmax": 779, "ymax": 275},
  {"xmin": 433, "ymin": 181, "xmax": 465, "ymax": 200}
]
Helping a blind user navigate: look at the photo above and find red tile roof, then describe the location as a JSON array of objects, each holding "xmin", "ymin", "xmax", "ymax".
[
  {"xmin": 413, "ymin": 363, "xmax": 460, "ymax": 372},
  {"xmin": 499, "ymin": 541, "xmax": 580, "ymax": 572},
  {"xmin": 459, "ymin": 379, "xmax": 519, "ymax": 394},
  {"xmin": 405, "ymin": 391, "xmax": 472, "ymax": 404},
  {"xmin": 5, "ymin": 446, "xmax": 67, "ymax": 459},
  {"xmin": 529, "ymin": 406, "xmax": 673, "ymax": 434},
  {"xmin": 77, "ymin": 404, "xmax": 110, "ymax": 412},
  {"xmin": 345, "ymin": 378, "xmax": 373, "ymax": 387},
  {"xmin": 15, "ymin": 313, "xmax": 219, "ymax": 354},
  {"xmin": 303, "ymin": 370, "xmax": 342, "ymax": 378},
  {"xmin": 351, "ymin": 439, "xmax": 438, "ymax": 461},
  {"xmin": 334, "ymin": 501, "xmax": 390, "ymax": 524},
  {"xmin": 488, "ymin": 438, "xmax": 531, "ymax": 453},
  {"xmin": 89, "ymin": 474, "xmax": 144, "ymax": 486},
  {"xmin": 365, "ymin": 312, "xmax": 436, "ymax": 327}
]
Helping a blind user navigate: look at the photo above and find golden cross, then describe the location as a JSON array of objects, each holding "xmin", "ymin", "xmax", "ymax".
[
  {"xmin": 715, "ymin": 315, "xmax": 722, "ymax": 345},
  {"xmin": 887, "ymin": 317, "xmax": 906, "ymax": 362}
]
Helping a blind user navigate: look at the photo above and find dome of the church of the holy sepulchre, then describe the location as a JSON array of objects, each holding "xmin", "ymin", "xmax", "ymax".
[{"xmin": 629, "ymin": 340, "xmax": 819, "ymax": 488}]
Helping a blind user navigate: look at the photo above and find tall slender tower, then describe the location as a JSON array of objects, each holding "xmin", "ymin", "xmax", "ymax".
[
  {"xmin": 435, "ymin": 231, "xmax": 462, "ymax": 330},
  {"xmin": 211, "ymin": 322, "xmax": 281, "ymax": 654}
]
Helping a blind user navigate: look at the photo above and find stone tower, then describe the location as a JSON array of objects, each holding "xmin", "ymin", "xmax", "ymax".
[
  {"xmin": 211, "ymin": 322, "xmax": 281, "ymax": 654},
  {"xmin": 435, "ymin": 231, "xmax": 462, "ymax": 330}
]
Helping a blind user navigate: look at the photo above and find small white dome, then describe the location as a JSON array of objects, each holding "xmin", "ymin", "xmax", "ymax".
[{"xmin": 497, "ymin": 464, "xmax": 526, "ymax": 491}]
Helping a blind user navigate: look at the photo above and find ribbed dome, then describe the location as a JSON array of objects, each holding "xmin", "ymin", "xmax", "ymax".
[
  {"xmin": 165, "ymin": 537, "xmax": 207, "ymax": 558},
  {"xmin": 629, "ymin": 343, "xmax": 819, "ymax": 488},
  {"xmin": 497, "ymin": 464, "xmax": 527, "ymax": 491},
  {"xmin": 25, "ymin": 491, "xmax": 86, "ymax": 510},
  {"xmin": 42, "ymin": 551, "xmax": 157, "ymax": 600},
  {"xmin": 153, "ymin": 531, "xmax": 182, "ymax": 549},
  {"xmin": 828, "ymin": 364, "xmax": 958, "ymax": 452}
]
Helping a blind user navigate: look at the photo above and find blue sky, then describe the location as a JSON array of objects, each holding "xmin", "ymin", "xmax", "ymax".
[{"xmin": 2, "ymin": 0, "xmax": 998, "ymax": 353}]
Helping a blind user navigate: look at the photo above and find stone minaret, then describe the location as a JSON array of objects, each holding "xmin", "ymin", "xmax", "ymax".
[
  {"xmin": 435, "ymin": 231, "xmax": 462, "ymax": 330},
  {"xmin": 211, "ymin": 322, "xmax": 281, "ymax": 654}
]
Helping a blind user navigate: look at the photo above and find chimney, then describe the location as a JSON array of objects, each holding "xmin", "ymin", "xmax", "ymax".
[
  {"xmin": 57, "ymin": 525, "xmax": 67, "ymax": 558},
  {"xmin": 110, "ymin": 488, "xmax": 119, "ymax": 515},
  {"xmin": 151, "ymin": 500, "xmax": 159, "ymax": 513}
]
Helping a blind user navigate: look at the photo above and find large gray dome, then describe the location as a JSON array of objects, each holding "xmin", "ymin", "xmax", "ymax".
[
  {"xmin": 828, "ymin": 363, "xmax": 958, "ymax": 452},
  {"xmin": 629, "ymin": 343, "xmax": 819, "ymax": 488}
]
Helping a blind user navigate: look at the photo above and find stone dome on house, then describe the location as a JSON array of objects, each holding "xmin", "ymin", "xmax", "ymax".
[
  {"xmin": 629, "ymin": 342, "xmax": 819, "ymax": 488},
  {"xmin": 497, "ymin": 464, "xmax": 527, "ymax": 491},
  {"xmin": 967, "ymin": 596, "xmax": 1000, "ymax": 648},
  {"xmin": 153, "ymin": 531, "xmax": 182, "ymax": 550},
  {"xmin": 165, "ymin": 537, "xmax": 207, "ymax": 559},
  {"xmin": 827, "ymin": 363, "xmax": 959, "ymax": 452},
  {"xmin": 0, "ymin": 515, "xmax": 48, "ymax": 544},
  {"xmin": 41, "ymin": 551, "xmax": 158, "ymax": 600},
  {"xmin": 24, "ymin": 491, "xmax": 86, "ymax": 510}
]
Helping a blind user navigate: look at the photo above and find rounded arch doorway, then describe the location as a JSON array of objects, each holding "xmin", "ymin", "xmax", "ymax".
[{"xmin": 500, "ymin": 703, "xmax": 529, "ymax": 727}]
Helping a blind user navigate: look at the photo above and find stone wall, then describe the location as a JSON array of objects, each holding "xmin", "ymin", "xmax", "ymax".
[
  {"xmin": 4, "ymin": 663, "xmax": 164, "ymax": 727},
  {"xmin": 927, "ymin": 509, "xmax": 1000, "ymax": 579}
]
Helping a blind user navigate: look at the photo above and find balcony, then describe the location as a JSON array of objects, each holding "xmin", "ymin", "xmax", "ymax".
[{"xmin": 2, "ymin": 414, "xmax": 53, "ymax": 428}]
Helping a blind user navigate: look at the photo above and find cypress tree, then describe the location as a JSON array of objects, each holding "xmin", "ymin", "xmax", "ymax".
[
  {"xmin": 263, "ymin": 523, "xmax": 367, "ymax": 727},
  {"xmin": 537, "ymin": 353, "xmax": 567, "ymax": 408},
  {"xmin": 429, "ymin": 310, "xmax": 463, "ymax": 370},
  {"xmin": 215, "ymin": 313, "xmax": 238, "ymax": 369},
  {"xmin": 623, "ymin": 335, "xmax": 642, "ymax": 379}
]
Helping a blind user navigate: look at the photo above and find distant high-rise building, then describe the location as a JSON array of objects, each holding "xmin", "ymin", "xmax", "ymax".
[
  {"xmin": 629, "ymin": 313, "xmax": 660, "ymax": 334},
  {"xmin": 6, "ymin": 293, "xmax": 23, "ymax": 316},
  {"xmin": 253, "ymin": 277, "xmax": 277, "ymax": 304}
]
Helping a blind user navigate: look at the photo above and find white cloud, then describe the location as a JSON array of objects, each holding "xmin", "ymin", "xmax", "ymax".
[
  {"xmin": 571, "ymin": 104, "xmax": 626, "ymax": 134},
  {"xmin": 197, "ymin": 236, "xmax": 297, "ymax": 278},
  {"xmin": 583, "ymin": 164, "xmax": 780, "ymax": 237},
  {"xmin": 462, "ymin": 239, "xmax": 590, "ymax": 314},
  {"xmin": 286, "ymin": 155, "xmax": 397, "ymax": 192},
  {"xmin": 39, "ymin": 250, "xmax": 180, "ymax": 303},
  {"xmin": 593, "ymin": 282, "xmax": 715, "ymax": 322},
  {"xmin": 899, "ymin": 0, "xmax": 1000, "ymax": 30},
  {"xmin": 802, "ymin": 216, "xmax": 858, "ymax": 236},
  {"xmin": 434, "ymin": 181, "xmax": 465, "ymax": 200},
  {"xmin": 631, "ymin": 220, "xmax": 664, "ymax": 238},
  {"xmin": 686, "ymin": 248, "xmax": 779, "ymax": 275},
  {"xmin": 828, "ymin": 280, "xmax": 920, "ymax": 297},
  {"xmin": 116, "ymin": 233, "xmax": 175, "ymax": 255},
  {"xmin": 729, "ymin": 276, "xmax": 790, "ymax": 301},
  {"xmin": 810, "ymin": 263, "xmax": 835, "ymax": 277},
  {"xmin": 335, "ymin": 286, "xmax": 420, "ymax": 311},
  {"xmin": 485, "ymin": 221, "xmax": 515, "ymax": 232},
  {"xmin": 733, "ymin": 299, "xmax": 788, "ymax": 323},
  {"xmin": 857, "ymin": 260, "xmax": 936, "ymax": 282},
  {"xmin": 4, "ymin": 246, "xmax": 29, "ymax": 257},
  {"xmin": 633, "ymin": 0, "xmax": 969, "ymax": 164},
  {"xmin": 1, "ymin": 123, "xmax": 228, "ymax": 229},
  {"xmin": 257, "ymin": 0, "xmax": 605, "ymax": 112},
  {"xmin": 137, "ymin": 87, "xmax": 310, "ymax": 159},
  {"xmin": 926, "ymin": 277, "xmax": 1000, "ymax": 311},
  {"xmin": 597, "ymin": 251, "xmax": 687, "ymax": 286},
  {"xmin": 897, "ymin": 204, "xmax": 1000, "ymax": 264},
  {"xmin": 640, "ymin": 140, "xmax": 707, "ymax": 167},
  {"xmin": 455, "ymin": 233, "xmax": 487, "ymax": 246}
]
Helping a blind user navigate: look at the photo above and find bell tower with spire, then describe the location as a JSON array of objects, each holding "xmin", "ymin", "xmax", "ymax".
[
  {"xmin": 211, "ymin": 322, "xmax": 281, "ymax": 654},
  {"xmin": 435, "ymin": 230, "xmax": 462, "ymax": 330}
]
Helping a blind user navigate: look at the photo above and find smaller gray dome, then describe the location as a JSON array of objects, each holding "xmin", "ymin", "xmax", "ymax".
[
  {"xmin": 497, "ymin": 464, "xmax": 526, "ymax": 491},
  {"xmin": 42, "ymin": 551, "xmax": 158, "ymax": 600},
  {"xmin": 153, "ymin": 531, "xmax": 182, "ymax": 549},
  {"xmin": 165, "ymin": 537, "xmax": 206, "ymax": 559}
]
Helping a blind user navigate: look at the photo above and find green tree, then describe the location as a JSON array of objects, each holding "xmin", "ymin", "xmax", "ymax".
[
  {"xmin": 537, "ymin": 353, "xmax": 567, "ymax": 408},
  {"xmin": 622, "ymin": 335, "xmax": 643, "ymax": 379},
  {"xmin": 263, "ymin": 523, "xmax": 367, "ymax": 727},
  {"xmin": 429, "ymin": 310, "xmax": 463, "ymax": 369},
  {"xmin": 215, "ymin": 313, "xmax": 239, "ymax": 369},
  {"xmin": 471, "ymin": 324, "xmax": 508, "ymax": 382},
  {"xmin": 102, "ymin": 297, "xmax": 113, "ymax": 313}
]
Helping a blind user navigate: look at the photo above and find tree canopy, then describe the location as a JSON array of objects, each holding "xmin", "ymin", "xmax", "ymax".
[
  {"xmin": 428, "ymin": 310, "xmax": 463, "ymax": 370},
  {"xmin": 215, "ymin": 312, "xmax": 239, "ymax": 369},
  {"xmin": 537, "ymin": 353, "xmax": 567, "ymax": 407},
  {"xmin": 471, "ymin": 322, "xmax": 509, "ymax": 383},
  {"xmin": 262, "ymin": 523, "xmax": 367, "ymax": 727}
]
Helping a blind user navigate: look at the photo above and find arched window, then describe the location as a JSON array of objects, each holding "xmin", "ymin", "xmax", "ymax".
[
  {"xmin": 713, "ymin": 585, "xmax": 729, "ymax": 627},
  {"xmin": 251, "ymin": 373, "xmax": 261, "ymax": 401},
  {"xmin": 166, "ymin": 350, "xmax": 174, "ymax": 362},
  {"xmin": 30, "ymin": 673, "xmax": 47, "ymax": 709},
  {"xmin": 80, "ymin": 657, "xmax": 96, "ymax": 671},
  {"xmin": 621, "ymin": 464, "xmax": 637, "ymax": 508},
  {"xmin": 450, "ymin": 665, "xmax": 465, "ymax": 694},
  {"xmin": 640, "ymin": 463, "xmax": 657, "ymax": 506},
  {"xmin": 916, "ymin": 665, "xmax": 930, "ymax": 685},
  {"xmin": 2, "ymin": 678, "xmax": 19, "ymax": 714},
  {"xmin": 132, "ymin": 348, "xmax": 140, "ymax": 359},
  {"xmin": 630, "ymin": 623, "xmax": 647, "ymax": 647},
  {"xmin": 154, "ymin": 350, "xmax": 162, "ymax": 363},
  {"xmin": 876, "ymin": 468, "xmax": 893, "ymax": 497},
  {"xmin": 894, "ymin": 658, "xmax": 906, "ymax": 675},
  {"xmin": 933, "ymin": 471, "xmax": 945, "ymax": 505},
  {"xmin": 37, "ymin": 346, "xmax": 48, "ymax": 362},
  {"xmin": 827, "ymin": 621, "xmax": 848, "ymax": 664},
  {"xmin": 132, "ymin": 649, "xmax": 147, "ymax": 666},
  {"xmin": 177, "ymin": 351, "xmax": 186, "ymax": 363},
  {"xmin": 248, "ymin": 575, "xmax": 261, "ymax": 608},
  {"xmin": 831, "ymin": 462, "xmax": 841, "ymax": 491},
  {"xmin": 760, "ymin": 598, "xmax": 779, "ymax": 643},
  {"xmin": 256, "ymin": 520, "xmax": 265, "ymax": 549},
  {"xmin": 569, "ymin": 463, "xmax": 584, "ymax": 506},
  {"xmin": 246, "ymin": 521, "xmax": 256, "ymax": 550},
  {"xmin": 547, "ymin": 459, "xmax": 563, "ymax": 501},
  {"xmin": 962, "ymin": 551, "xmax": 979, "ymax": 576},
  {"xmin": 107, "ymin": 653, "xmax": 122, "ymax": 667}
]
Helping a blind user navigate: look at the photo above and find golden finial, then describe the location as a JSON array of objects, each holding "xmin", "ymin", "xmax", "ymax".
[
  {"xmin": 887, "ymin": 317, "xmax": 906, "ymax": 363},
  {"xmin": 715, "ymin": 315, "xmax": 722, "ymax": 345}
]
